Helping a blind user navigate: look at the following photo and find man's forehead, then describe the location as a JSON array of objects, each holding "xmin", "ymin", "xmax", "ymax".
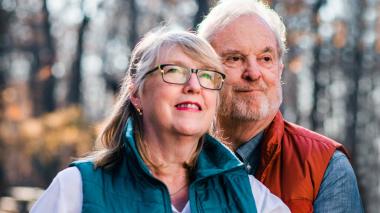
[
  {"xmin": 210, "ymin": 19, "xmax": 279, "ymax": 56},
  {"xmin": 212, "ymin": 41, "xmax": 278, "ymax": 58}
]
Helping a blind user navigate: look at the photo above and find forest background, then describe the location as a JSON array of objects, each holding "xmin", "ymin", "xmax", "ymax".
[{"xmin": 0, "ymin": 0, "xmax": 379, "ymax": 212}]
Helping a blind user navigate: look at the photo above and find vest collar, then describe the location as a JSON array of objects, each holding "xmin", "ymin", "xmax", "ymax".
[
  {"xmin": 195, "ymin": 134, "xmax": 243, "ymax": 179},
  {"xmin": 256, "ymin": 111, "xmax": 284, "ymax": 179},
  {"xmin": 124, "ymin": 118, "xmax": 152, "ymax": 176}
]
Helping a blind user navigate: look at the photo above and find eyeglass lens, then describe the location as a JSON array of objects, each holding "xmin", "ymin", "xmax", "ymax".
[{"xmin": 161, "ymin": 65, "xmax": 223, "ymax": 90}]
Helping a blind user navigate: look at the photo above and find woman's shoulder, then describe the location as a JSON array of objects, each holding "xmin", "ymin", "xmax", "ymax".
[
  {"xmin": 30, "ymin": 167, "xmax": 83, "ymax": 213},
  {"xmin": 70, "ymin": 159, "xmax": 95, "ymax": 170},
  {"xmin": 45, "ymin": 167, "xmax": 82, "ymax": 196},
  {"xmin": 58, "ymin": 166, "xmax": 81, "ymax": 179},
  {"xmin": 70, "ymin": 160, "xmax": 105, "ymax": 178}
]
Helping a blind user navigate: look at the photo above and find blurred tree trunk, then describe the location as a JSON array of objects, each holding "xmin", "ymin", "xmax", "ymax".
[
  {"xmin": 0, "ymin": 60, "xmax": 5, "ymax": 196},
  {"xmin": 29, "ymin": 0, "xmax": 56, "ymax": 116},
  {"xmin": 193, "ymin": 0, "xmax": 210, "ymax": 29},
  {"xmin": 0, "ymin": 5, "xmax": 12, "ymax": 195},
  {"xmin": 0, "ymin": 71, "xmax": 5, "ymax": 195},
  {"xmin": 102, "ymin": 0, "xmax": 136, "ymax": 95},
  {"xmin": 310, "ymin": 0, "xmax": 326, "ymax": 131},
  {"xmin": 310, "ymin": 0, "xmax": 325, "ymax": 129},
  {"xmin": 344, "ymin": 0, "xmax": 364, "ymax": 167},
  {"xmin": 41, "ymin": 0, "xmax": 56, "ymax": 112},
  {"xmin": 128, "ymin": 0, "xmax": 138, "ymax": 47},
  {"xmin": 29, "ymin": 41, "xmax": 42, "ymax": 114},
  {"xmin": 67, "ymin": 12, "xmax": 90, "ymax": 104},
  {"xmin": 0, "ymin": 68, "xmax": 6, "ymax": 196}
]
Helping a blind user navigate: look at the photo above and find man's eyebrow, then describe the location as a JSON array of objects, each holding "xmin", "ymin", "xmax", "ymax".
[
  {"xmin": 220, "ymin": 47, "xmax": 276, "ymax": 55},
  {"xmin": 261, "ymin": 47, "xmax": 276, "ymax": 54},
  {"xmin": 220, "ymin": 50, "xmax": 243, "ymax": 57}
]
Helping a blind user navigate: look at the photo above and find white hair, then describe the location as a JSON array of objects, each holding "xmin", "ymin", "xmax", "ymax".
[
  {"xmin": 197, "ymin": 0, "xmax": 287, "ymax": 59},
  {"xmin": 128, "ymin": 27, "xmax": 223, "ymax": 94}
]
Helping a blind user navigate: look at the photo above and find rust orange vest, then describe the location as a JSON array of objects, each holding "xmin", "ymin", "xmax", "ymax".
[{"xmin": 255, "ymin": 112, "xmax": 348, "ymax": 213}]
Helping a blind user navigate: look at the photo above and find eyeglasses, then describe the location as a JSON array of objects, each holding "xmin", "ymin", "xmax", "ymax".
[{"xmin": 143, "ymin": 64, "xmax": 225, "ymax": 90}]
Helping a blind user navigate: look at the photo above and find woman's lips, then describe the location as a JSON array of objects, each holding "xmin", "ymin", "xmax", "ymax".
[{"xmin": 175, "ymin": 102, "xmax": 202, "ymax": 111}]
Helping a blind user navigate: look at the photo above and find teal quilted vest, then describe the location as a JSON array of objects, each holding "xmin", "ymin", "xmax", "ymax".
[{"xmin": 71, "ymin": 119, "xmax": 257, "ymax": 213}]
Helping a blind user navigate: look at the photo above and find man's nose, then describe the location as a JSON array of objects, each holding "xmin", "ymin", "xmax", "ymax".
[
  {"xmin": 183, "ymin": 73, "xmax": 201, "ymax": 93},
  {"xmin": 242, "ymin": 56, "xmax": 262, "ymax": 81}
]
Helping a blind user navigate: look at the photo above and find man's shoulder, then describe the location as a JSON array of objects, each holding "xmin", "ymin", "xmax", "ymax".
[
  {"xmin": 267, "ymin": 112, "xmax": 342, "ymax": 147},
  {"xmin": 282, "ymin": 119, "xmax": 340, "ymax": 145},
  {"xmin": 280, "ymin": 119, "xmax": 349, "ymax": 158}
]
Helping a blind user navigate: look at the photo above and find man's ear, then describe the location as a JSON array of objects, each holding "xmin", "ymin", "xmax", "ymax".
[{"xmin": 279, "ymin": 62, "xmax": 284, "ymax": 77}]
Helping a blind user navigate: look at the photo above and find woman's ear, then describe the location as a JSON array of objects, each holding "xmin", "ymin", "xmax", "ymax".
[
  {"xmin": 130, "ymin": 91, "xmax": 141, "ymax": 109},
  {"xmin": 130, "ymin": 90, "xmax": 143, "ymax": 115}
]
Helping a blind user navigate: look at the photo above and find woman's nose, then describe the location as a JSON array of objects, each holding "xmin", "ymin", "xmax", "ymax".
[{"xmin": 183, "ymin": 73, "xmax": 201, "ymax": 93}]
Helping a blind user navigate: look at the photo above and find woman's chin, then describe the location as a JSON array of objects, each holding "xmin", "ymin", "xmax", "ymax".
[{"xmin": 173, "ymin": 125, "xmax": 207, "ymax": 138}]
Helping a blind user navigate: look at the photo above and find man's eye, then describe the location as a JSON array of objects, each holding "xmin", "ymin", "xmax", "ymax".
[
  {"xmin": 263, "ymin": 56, "xmax": 272, "ymax": 62},
  {"xmin": 226, "ymin": 55, "xmax": 243, "ymax": 62},
  {"xmin": 222, "ymin": 54, "xmax": 245, "ymax": 68}
]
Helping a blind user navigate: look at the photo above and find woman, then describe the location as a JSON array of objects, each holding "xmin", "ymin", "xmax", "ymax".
[{"xmin": 31, "ymin": 28, "xmax": 289, "ymax": 213}]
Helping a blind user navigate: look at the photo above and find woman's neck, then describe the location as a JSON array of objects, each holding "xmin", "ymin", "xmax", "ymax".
[
  {"xmin": 142, "ymin": 127, "xmax": 199, "ymax": 211},
  {"xmin": 148, "ymin": 150, "xmax": 190, "ymax": 212},
  {"xmin": 142, "ymin": 127, "xmax": 200, "ymax": 167},
  {"xmin": 151, "ymin": 166, "xmax": 189, "ymax": 211}
]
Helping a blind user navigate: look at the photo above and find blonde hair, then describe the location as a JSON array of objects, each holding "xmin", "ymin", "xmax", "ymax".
[
  {"xmin": 197, "ymin": 0, "xmax": 287, "ymax": 59},
  {"xmin": 89, "ymin": 27, "xmax": 223, "ymax": 170}
]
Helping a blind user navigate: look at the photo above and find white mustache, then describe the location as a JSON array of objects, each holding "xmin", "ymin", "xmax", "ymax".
[{"xmin": 231, "ymin": 82, "xmax": 268, "ymax": 92}]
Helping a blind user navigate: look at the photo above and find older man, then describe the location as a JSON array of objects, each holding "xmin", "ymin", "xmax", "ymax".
[{"xmin": 198, "ymin": 0, "xmax": 363, "ymax": 212}]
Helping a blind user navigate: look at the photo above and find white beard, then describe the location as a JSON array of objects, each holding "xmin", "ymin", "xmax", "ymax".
[{"xmin": 218, "ymin": 84, "xmax": 282, "ymax": 121}]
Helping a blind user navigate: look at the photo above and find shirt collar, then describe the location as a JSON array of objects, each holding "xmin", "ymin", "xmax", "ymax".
[{"xmin": 235, "ymin": 131, "xmax": 264, "ymax": 163}]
